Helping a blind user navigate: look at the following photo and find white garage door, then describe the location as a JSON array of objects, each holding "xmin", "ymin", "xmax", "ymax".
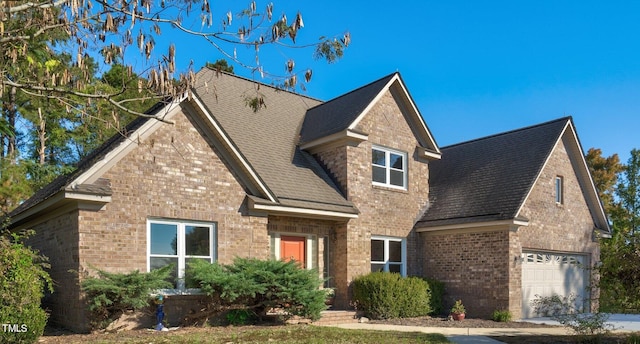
[{"xmin": 521, "ymin": 252, "xmax": 588, "ymax": 318}]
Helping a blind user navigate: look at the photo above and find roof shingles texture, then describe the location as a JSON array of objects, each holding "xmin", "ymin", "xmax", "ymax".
[
  {"xmin": 192, "ymin": 69, "xmax": 355, "ymax": 212},
  {"xmin": 418, "ymin": 117, "xmax": 570, "ymax": 227},
  {"xmin": 299, "ymin": 73, "xmax": 396, "ymax": 143}
]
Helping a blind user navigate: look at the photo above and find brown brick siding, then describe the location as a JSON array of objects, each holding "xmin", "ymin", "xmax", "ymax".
[
  {"xmin": 421, "ymin": 133, "xmax": 601, "ymax": 319},
  {"xmin": 314, "ymin": 89, "xmax": 431, "ymax": 307},
  {"xmin": 26, "ymin": 210, "xmax": 86, "ymax": 332},
  {"xmin": 422, "ymin": 229, "xmax": 512, "ymax": 318}
]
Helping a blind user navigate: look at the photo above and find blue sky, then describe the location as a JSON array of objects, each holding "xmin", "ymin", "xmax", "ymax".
[{"xmin": 146, "ymin": 0, "xmax": 640, "ymax": 163}]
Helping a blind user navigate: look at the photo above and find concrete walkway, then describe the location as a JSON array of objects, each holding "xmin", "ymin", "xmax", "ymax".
[
  {"xmin": 328, "ymin": 323, "xmax": 571, "ymax": 344},
  {"xmin": 326, "ymin": 315, "xmax": 640, "ymax": 344}
]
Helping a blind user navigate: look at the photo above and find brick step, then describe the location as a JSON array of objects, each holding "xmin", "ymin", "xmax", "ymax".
[{"xmin": 312, "ymin": 310, "xmax": 361, "ymax": 325}]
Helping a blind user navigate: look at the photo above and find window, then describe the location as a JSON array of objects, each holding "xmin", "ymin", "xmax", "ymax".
[
  {"xmin": 372, "ymin": 146, "xmax": 407, "ymax": 189},
  {"xmin": 148, "ymin": 219, "xmax": 216, "ymax": 291},
  {"xmin": 370, "ymin": 236, "xmax": 406, "ymax": 276},
  {"xmin": 555, "ymin": 176, "xmax": 563, "ymax": 204}
]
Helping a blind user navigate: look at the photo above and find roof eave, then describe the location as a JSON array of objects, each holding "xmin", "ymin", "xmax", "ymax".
[
  {"xmin": 300, "ymin": 129, "xmax": 368, "ymax": 154},
  {"xmin": 246, "ymin": 196, "xmax": 358, "ymax": 220},
  {"xmin": 417, "ymin": 146, "xmax": 442, "ymax": 160},
  {"xmin": 10, "ymin": 188, "xmax": 111, "ymax": 229},
  {"xmin": 416, "ymin": 218, "xmax": 530, "ymax": 233}
]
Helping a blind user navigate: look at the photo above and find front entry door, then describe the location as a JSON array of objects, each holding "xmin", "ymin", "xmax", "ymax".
[{"xmin": 280, "ymin": 236, "xmax": 306, "ymax": 268}]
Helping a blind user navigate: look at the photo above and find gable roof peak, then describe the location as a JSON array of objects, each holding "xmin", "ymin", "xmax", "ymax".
[
  {"xmin": 310, "ymin": 72, "xmax": 399, "ymax": 110},
  {"xmin": 199, "ymin": 66, "xmax": 323, "ymax": 103}
]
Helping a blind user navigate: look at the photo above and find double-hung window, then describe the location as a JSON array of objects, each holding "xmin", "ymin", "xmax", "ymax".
[
  {"xmin": 372, "ymin": 146, "xmax": 407, "ymax": 189},
  {"xmin": 148, "ymin": 219, "xmax": 217, "ymax": 291},
  {"xmin": 371, "ymin": 236, "xmax": 406, "ymax": 276}
]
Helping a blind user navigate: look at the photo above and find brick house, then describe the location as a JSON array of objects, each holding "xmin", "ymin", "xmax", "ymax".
[{"xmin": 9, "ymin": 69, "xmax": 609, "ymax": 331}]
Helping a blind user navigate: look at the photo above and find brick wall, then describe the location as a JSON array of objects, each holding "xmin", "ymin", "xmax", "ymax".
[
  {"xmin": 27, "ymin": 210, "xmax": 86, "ymax": 332},
  {"xmin": 314, "ymin": 89, "xmax": 431, "ymax": 307},
  {"xmin": 54, "ymin": 109, "xmax": 268, "ymax": 331},
  {"xmin": 422, "ymin": 228, "xmax": 512, "ymax": 318},
  {"xmin": 78, "ymin": 109, "xmax": 270, "ymax": 277},
  {"xmin": 421, "ymin": 132, "xmax": 601, "ymax": 319}
]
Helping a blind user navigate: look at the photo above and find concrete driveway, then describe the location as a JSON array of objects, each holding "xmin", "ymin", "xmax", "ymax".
[{"xmin": 522, "ymin": 313, "xmax": 640, "ymax": 332}]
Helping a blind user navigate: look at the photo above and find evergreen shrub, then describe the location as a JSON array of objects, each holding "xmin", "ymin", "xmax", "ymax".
[
  {"xmin": 187, "ymin": 258, "xmax": 326, "ymax": 321},
  {"xmin": 351, "ymin": 272, "xmax": 431, "ymax": 320},
  {"xmin": 423, "ymin": 277, "xmax": 445, "ymax": 315},
  {"xmin": 0, "ymin": 231, "xmax": 52, "ymax": 344},
  {"xmin": 80, "ymin": 266, "xmax": 173, "ymax": 330}
]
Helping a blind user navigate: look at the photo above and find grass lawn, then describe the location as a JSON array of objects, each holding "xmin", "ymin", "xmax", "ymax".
[{"xmin": 40, "ymin": 325, "xmax": 451, "ymax": 344}]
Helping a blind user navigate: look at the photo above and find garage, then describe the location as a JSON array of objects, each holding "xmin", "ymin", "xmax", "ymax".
[{"xmin": 521, "ymin": 251, "xmax": 589, "ymax": 318}]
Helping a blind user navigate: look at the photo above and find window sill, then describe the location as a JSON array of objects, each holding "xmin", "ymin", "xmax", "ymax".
[{"xmin": 372, "ymin": 184, "xmax": 408, "ymax": 193}]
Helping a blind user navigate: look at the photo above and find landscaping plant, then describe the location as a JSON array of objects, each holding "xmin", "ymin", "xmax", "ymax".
[
  {"xmin": 0, "ymin": 230, "xmax": 52, "ymax": 344},
  {"xmin": 531, "ymin": 293, "xmax": 615, "ymax": 336},
  {"xmin": 423, "ymin": 278, "xmax": 445, "ymax": 315},
  {"xmin": 351, "ymin": 272, "xmax": 431, "ymax": 320},
  {"xmin": 491, "ymin": 309, "xmax": 512, "ymax": 322},
  {"xmin": 80, "ymin": 266, "xmax": 173, "ymax": 330},
  {"xmin": 187, "ymin": 258, "xmax": 327, "ymax": 322}
]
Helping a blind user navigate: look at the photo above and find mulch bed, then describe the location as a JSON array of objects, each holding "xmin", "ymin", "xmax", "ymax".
[{"xmin": 370, "ymin": 315, "xmax": 560, "ymax": 328}]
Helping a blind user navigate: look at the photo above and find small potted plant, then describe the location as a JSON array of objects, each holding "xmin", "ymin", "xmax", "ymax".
[
  {"xmin": 324, "ymin": 288, "xmax": 336, "ymax": 306},
  {"xmin": 450, "ymin": 300, "xmax": 466, "ymax": 321}
]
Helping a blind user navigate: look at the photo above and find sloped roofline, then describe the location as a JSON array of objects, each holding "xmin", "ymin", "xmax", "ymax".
[
  {"xmin": 347, "ymin": 73, "xmax": 441, "ymax": 155},
  {"xmin": 416, "ymin": 116, "xmax": 610, "ymax": 235},
  {"xmin": 514, "ymin": 118, "xmax": 611, "ymax": 233},
  {"xmin": 301, "ymin": 72, "xmax": 441, "ymax": 158}
]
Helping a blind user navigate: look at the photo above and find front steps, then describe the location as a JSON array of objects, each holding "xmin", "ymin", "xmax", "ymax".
[{"xmin": 312, "ymin": 310, "xmax": 361, "ymax": 325}]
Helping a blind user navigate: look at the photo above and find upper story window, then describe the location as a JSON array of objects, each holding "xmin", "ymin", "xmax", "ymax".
[
  {"xmin": 555, "ymin": 176, "xmax": 564, "ymax": 204},
  {"xmin": 371, "ymin": 236, "xmax": 406, "ymax": 276},
  {"xmin": 148, "ymin": 219, "xmax": 217, "ymax": 291},
  {"xmin": 372, "ymin": 146, "xmax": 407, "ymax": 189}
]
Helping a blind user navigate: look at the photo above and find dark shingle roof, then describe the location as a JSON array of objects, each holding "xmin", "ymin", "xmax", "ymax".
[
  {"xmin": 299, "ymin": 73, "xmax": 397, "ymax": 143},
  {"xmin": 418, "ymin": 117, "xmax": 571, "ymax": 227},
  {"xmin": 11, "ymin": 69, "xmax": 361, "ymax": 219},
  {"xmin": 187, "ymin": 69, "xmax": 357, "ymax": 213}
]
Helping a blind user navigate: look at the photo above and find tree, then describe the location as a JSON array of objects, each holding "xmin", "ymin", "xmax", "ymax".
[
  {"xmin": 1, "ymin": 0, "xmax": 350, "ymax": 133},
  {"xmin": 585, "ymin": 148, "xmax": 624, "ymax": 214},
  {"xmin": 206, "ymin": 59, "xmax": 234, "ymax": 74},
  {"xmin": 589, "ymin": 148, "xmax": 640, "ymax": 312}
]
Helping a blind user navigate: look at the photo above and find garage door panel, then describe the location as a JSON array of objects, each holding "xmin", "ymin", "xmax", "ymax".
[{"xmin": 521, "ymin": 252, "xmax": 588, "ymax": 318}]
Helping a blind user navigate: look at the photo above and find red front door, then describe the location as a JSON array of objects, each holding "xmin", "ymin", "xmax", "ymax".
[{"xmin": 280, "ymin": 236, "xmax": 306, "ymax": 268}]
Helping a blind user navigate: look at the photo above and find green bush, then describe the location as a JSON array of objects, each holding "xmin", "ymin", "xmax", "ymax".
[
  {"xmin": 0, "ymin": 231, "xmax": 52, "ymax": 344},
  {"xmin": 187, "ymin": 258, "xmax": 326, "ymax": 321},
  {"xmin": 80, "ymin": 266, "xmax": 173, "ymax": 330},
  {"xmin": 351, "ymin": 272, "xmax": 431, "ymax": 320},
  {"xmin": 491, "ymin": 309, "xmax": 512, "ymax": 322},
  {"xmin": 423, "ymin": 278, "xmax": 445, "ymax": 315}
]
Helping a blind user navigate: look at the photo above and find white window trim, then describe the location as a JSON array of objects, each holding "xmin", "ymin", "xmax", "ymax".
[
  {"xmin": 372, "ymin": 145, "xmax": 408, "ymax": 190},
  {"xmin": 147, "ymin": 219, "xmax": 217, "ymax": 294},
  {"xmin": 371, "ymin": 236, "xmax": 407, "ymax": 276},
  {"xmin": 271, "ymin": 232, "xmax": 317, "ymax": 271},
  {"xmin": 555, "ymin": 176, "xmax": 564, "ymax": 204}
]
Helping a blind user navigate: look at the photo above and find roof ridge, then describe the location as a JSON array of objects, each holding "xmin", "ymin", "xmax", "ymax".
[
  {"xmin": 306, "ymin": 71, "xmax": 398, "ymax": 111},
  {"xmin": 200, "ymin": 66, "xmax": 323, "ymax": 103},
  {"xmin": 441, "ymin": 116, "xmax": 572, "ymax": 149}
]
